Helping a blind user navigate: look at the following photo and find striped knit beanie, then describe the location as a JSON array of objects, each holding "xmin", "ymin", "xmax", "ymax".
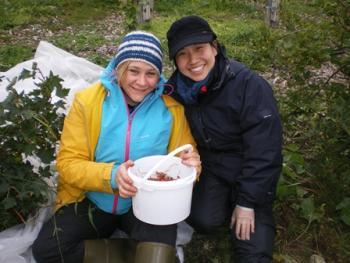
[{"xmin": 115, "ymin": 31, "xmax": 163, "ymax": 75}]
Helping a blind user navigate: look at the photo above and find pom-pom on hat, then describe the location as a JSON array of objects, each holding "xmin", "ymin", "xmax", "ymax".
[
  {"xmin": 167, "ymin": 16, "xmax": 217, "ymax": 60},
  {"xmin": 115, "ymin": 31, "xmax": 163, "ymax": 75}
]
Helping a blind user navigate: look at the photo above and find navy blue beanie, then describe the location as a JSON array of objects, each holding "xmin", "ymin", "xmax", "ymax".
[
  {"xmin": 167, "ymin": 16, "xmax": 216, "ymax": 60},
  {"xmin": 115, "ymin": 31, "xmax": 163, "ymax": 74}
]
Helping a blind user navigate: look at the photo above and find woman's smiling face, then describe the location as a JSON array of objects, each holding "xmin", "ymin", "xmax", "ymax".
[
  {"xmin": 119, "ymin": 61, "xmax": 159, "ymax": 105},
  {"xmin": 175, "ymin": 43, "xmax": 217, "ymax": 82}
]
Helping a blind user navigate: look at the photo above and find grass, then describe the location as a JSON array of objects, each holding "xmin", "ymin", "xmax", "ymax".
[
  {"xmin": 184, "ymin": 227, "xmax": 232, "ymax": 263},
  {"xmin": 0, "ymin": 0, "xmax": 119, "ymax": 29},
  {"xmin": 51, "ymin": 32, "xmax": 109, "ymax": 65},
  {"xmin": 0, "ymin": 0, "xmax": 122, "ymax": 71},
  {"xmin": 0, "ymin": 45, "xmax": 33, "ymax": 71}
]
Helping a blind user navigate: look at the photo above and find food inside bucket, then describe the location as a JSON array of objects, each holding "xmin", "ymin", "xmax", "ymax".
[{"xmin": 147, "ymin": 171, "xmax": 180, "ymax": 181}]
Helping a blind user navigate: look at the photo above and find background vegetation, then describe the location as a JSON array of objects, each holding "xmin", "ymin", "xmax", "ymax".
[{"xmin": 1, "ymin": 0, "xmax": 349, "ymax": 262}]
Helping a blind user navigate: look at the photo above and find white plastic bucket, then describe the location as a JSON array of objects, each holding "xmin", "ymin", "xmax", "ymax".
[{"xmin": 128, "ymin": 155, "xmax": 196, "ymax": 225}]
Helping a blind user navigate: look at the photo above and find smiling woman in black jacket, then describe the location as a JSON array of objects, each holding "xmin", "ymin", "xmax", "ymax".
[{"xmin": 166, "ymin": 16, "xmax": 283, "ymax": 262}]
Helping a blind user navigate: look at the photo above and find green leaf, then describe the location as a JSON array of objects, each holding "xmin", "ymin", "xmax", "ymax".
[
  {"xmin": 282, "ymin": 164, "xmax": 298, "ymax": 179},
  {"xmin": 55, "ymin": 84, "xmax": 69, "ymax": 98},
  {"xmin": 37, "ymin": 148, "xmax": 55, "ymax": 164},
  {"xmin": 23, "ymin": 144, "xmax": 36, "ymax": 155},
  {"xmin": 18, "ymin": 68, "xmax": 31, "ymax": 81},
  {"xmin": 300, "ymin": 197, "xmax": 315, "ymax": 220},
  {"xmin": 336, "ymin": 198, "xmax": 350, "ymax": 210},
  {"xmin": 2, "ymin": 197, "xmax": 16, "ymax": 210},
  {"xmin": 21, "ymin": 109, "xmax": 35, "ymax": 120},
  {"xmin": 277, "ymin": 182, "xmax": 297, "ymax": 199},
  {"xmin": 337, "ymin": 198, "xmax": 350, "ymax": 226},
  {"xmin": 0, "ymin": 182, "xmax": 9, "ymax": 194},
  {"xmin": 339, "ymin": 207, "xmax": 350, "ymax": 226}
]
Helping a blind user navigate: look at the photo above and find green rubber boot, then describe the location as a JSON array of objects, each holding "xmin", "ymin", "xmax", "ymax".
[
  {"xmin": 134, "ymin": 242, "xmax": 176, "ymax": 263},
  {"xmin": 84, "ymin": 238, "xmax": 136, "ymax": 263}
]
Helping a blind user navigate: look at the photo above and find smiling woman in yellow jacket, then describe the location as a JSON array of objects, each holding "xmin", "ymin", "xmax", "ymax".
[
  {"xmin": 55, "ymin": 81, "xmax": 195, "ymax": 211},
  {"xmin": 32, "ymin": 31, "xmax": 200, "ymax": 263}
]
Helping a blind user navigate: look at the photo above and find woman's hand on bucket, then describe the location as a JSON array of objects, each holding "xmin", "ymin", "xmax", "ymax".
[
  {"xmin": 117, "ymin": 160, "xmax": 138, "ymax": 198},
  {"xmin": 179, "ymin": 149, "xmax": 202, "ymax": 176}
]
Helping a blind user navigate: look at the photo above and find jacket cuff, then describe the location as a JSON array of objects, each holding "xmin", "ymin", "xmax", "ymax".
[
  {"xmin": 110, "ymin": 164, "xmax": 119, "ymax": 189},
  {"xmin": 236, "ymin": 198, "xmax": 255, "ymax": 209},
  {"xmin": 236, "ymin": 205, "xmax": 254, "ymax": 211}
]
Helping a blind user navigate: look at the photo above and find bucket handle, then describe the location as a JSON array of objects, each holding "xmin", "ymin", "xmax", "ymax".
[
  {"xmin": 141, "ymin": 144, "xmax": 193, "ymax": 182},
  {"xmin": 181, "ymin": 172, "xmax": 196, "ymax": 183}
]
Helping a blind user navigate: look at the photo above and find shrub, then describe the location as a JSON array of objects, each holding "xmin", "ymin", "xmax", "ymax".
[{"xmin": 0, "ymin": 63, "xmax": 68, "ymax": 231}]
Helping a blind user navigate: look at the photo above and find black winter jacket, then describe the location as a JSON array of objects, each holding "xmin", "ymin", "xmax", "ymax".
[{"xmin": 166, "ymin": 53, "xmax": 283, "ymax": 209}]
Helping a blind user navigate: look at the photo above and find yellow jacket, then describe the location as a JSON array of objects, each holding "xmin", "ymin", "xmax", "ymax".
[{"xmin": 55, "ymin": 82, "xmax": 196, "ymax": 211}]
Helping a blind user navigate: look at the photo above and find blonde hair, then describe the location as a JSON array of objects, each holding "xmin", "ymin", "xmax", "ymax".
[{"xmin": 116, "ymin": 61, "xmax": 131, "ymax": 86}]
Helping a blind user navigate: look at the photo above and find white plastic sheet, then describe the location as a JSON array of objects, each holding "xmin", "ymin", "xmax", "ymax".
[
  {"xmin": 0, "ymin": 41, "xmax": 194, "ymax": 262},
  {"xmin": 0, "ymin": 206, "xmax": 52, "ymax": 263},
  {"xmin": 0, "ymin": 41, "xmax": 103, "ymax": 106}
]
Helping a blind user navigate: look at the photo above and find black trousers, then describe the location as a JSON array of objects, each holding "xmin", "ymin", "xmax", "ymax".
[
  {"xmin": 187, "ymin": 170, "xmax": 275, "ymax": 263},
  {"xmin": 32, "ymin": 198, "xmax": 177, "ymax": 263}
]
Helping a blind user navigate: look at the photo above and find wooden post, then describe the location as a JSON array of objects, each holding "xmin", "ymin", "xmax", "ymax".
[
  {"xmin": 120, "ymin": 0, "xmax": 153, "ymax": 23},
  {"xmin": 265, "ymin": 0, "xmax": 279, "ymax": 27},
  {"xmin": 136, "ymin": 0, "xmax": 153, "ymax": 23}
]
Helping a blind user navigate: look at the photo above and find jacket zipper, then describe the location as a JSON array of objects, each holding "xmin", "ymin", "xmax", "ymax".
[
  {"xmin": 112, "ymin": 98, "xmax": 142, "ymax": 214},
  {"xmin": 196, "ymin": 105, "xmax": 212, "ymax": 148}
]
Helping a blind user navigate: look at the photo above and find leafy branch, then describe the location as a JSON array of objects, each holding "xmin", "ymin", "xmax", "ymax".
[{"xmin": 0, "ymin": 63, "xmax": 69, "ymax": 231}]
